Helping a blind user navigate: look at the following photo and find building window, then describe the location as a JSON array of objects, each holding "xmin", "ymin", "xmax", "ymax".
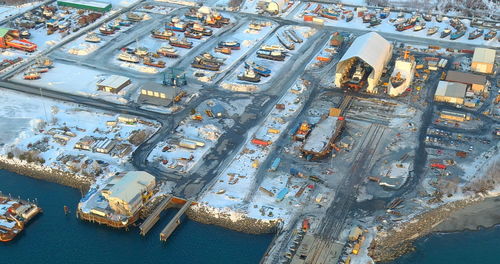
[
  {"xmin": 141, "ymin": 89, "xmax": 147, "ymax": 95},
  {"xmin": 160, "ymin": 93, "xmax": 166, "ymax": 99},
  {"xmin": 154, "ymin": 92, "xmax": 159, "ymax": 97},
  {"xmin": 147, "ymin": 90, "xmax": 153, "ymax": 96}
]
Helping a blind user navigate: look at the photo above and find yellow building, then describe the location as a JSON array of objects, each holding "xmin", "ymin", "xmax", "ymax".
[
  {"xmin": 471, "ymin": 48, "xmax": 496, "ymax": 74},
  {"xmin": 434, "ymin": 81, "xmax": 467, "ymax": 105}
]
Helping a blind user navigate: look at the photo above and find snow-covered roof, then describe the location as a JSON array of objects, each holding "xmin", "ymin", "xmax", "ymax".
[
  {"xmin": 104, "ymin": 171, "xmax": 155, "ymax": 204},
  {"xmin": 97, "ymin": 75, "xmax": 130, "ymax": 89},
  {"xmin": 472, "ymin": 48, "xmax": 495, "ymax": 65},
  {"xmin": 435, "ymin": 81, "xmax": 467, "ymax": 98},
  {"xmin": 337, "ymin": 32, "xmax": 391, "ymax": 76}
]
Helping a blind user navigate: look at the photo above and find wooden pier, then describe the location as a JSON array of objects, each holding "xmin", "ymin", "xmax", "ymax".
[
  {"xmin": 159, "ymin": 200, "xmax": 192, "ymax": 242},
  {"xmin": 139, "ymin": 195, "xmax": 172, "ymax": 236}
]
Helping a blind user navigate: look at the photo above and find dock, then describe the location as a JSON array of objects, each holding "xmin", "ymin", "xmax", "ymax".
[
  {"xmin": 139, "ymin": 195, "xmax": 172, "ymax": 236},
  {"xmin": 159, "ymin": 200, "xmax": 191, "ymax": 242}
]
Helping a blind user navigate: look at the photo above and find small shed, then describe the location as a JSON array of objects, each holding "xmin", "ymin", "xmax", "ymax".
[{"xmin": 97, "ymin": 75, "xmax": 131, "ymax": 93}]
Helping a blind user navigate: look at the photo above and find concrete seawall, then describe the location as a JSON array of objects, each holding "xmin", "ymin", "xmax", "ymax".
[
  {"xmin": 0, "ymin": 156, "xmax": 92, "ymax": 191},
  {"xmin": 186, "ymin": 205, "xmax": 280, "ymax": 234}
]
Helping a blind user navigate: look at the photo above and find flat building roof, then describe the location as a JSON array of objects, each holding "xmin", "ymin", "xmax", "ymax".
[
  {"xmin": 472, "ymin": 48, "xmax": 496, "ymax": 65},
  {"xmin": 435, "ymin": 81, "xmax": 467, "ymax": 99},
  {"xmin": 445, "ymin": 71, "xmax": 487, "ymax": 85},
  {"xmin": 97, "ymin": 75, "xmax": 130, "ymax": 89}
]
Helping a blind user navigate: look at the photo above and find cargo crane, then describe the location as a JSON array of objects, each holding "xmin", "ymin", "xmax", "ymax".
[{"xmin": 0, "ymin": 28, "xmax": 37, "ymax": 52}]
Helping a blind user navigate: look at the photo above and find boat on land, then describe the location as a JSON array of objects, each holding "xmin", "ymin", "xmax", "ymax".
[
  {"xmin": 85, "ymin": 32, "xmax": 101, "ymax": 43},
  {"xmin": 237, "ymin": 68, "xmax": 260, "ymax": 82},
  {"xmin": 118, "ymin": 52, "xmax": 140, "ymax": 63},
  {"xmin": 450, "ymin": 29, "xmax": 466, "ymax": 40},
  {"xmin": 157, "ymin": 45, "xmax": 179, "ymax": 58},
  {"xmin": 257, "ymin": 49, "xmax": 286, "ymax": 61},
  {"xmin": 218, "ymin": 41, "xmax": 240, "ymax": 50},
  {"xmin": 245, "ymin": 61, "xmax": 271, "ymax": 77},
  {"xmin": 427, "ymin": 26, "xmax": 439, "ymax": 36},
  {"xmin": 169, "ymin": 37, "xmax": 193, "ymax": 49},
  {"xmin": 151, "ymin": 29, "xmax": 174, "ymax": 40},
  {"xmin": 484, "ymin": 30, "xmax": 497, "ymax": 40},
  {"xmin": 440, "ymin": 28, "xmax": 451, "ymax": 38},
  {"xmin": 468, "ymin": 28, "xmax": 484, "ymax": 40}
]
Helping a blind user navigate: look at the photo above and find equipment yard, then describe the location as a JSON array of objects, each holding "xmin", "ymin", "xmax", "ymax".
[{"xmin": 0, "ymin": 1, "xmax": 499, "ymax": 264}]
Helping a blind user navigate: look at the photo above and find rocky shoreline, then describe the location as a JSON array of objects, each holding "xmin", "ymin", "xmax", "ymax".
[
  {"xmin": 368, "ymin": 197, "xmax": 484, "ymax": 263},
  {"xmin": 0, "ymin": 156, "xmax": 92, "ymax": 192},
  {"xmin": 0, "ymin": 156, "xmax": 279, "ymax": 235},
  {"xmin": 186, "ymin": 205, "xmax": 280, "ymax": 234}
]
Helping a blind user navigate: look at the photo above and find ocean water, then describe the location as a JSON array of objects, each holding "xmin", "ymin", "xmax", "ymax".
[
  {"xmin": 387, "ymin": 224, "xmax": 500, "ymax": 264},
  {"xmin": 0, "ymin": 170, "xmax": 273, "ymax": 264}
]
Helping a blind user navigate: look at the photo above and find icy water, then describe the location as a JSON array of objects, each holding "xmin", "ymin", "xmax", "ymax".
[
  {"xmin": 0, "ymin": 170, "xmax": 272, "ymax": 264},
  {"xmin": 387, "ymin": 225, "xmax": 500, "ymax": 264}
]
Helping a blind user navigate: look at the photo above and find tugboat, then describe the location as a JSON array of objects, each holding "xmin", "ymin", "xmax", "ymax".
[
  {"xmin": 143, "ymin": 56, "xmax": 166, "ymax": 68},
  {"xmin": 277, "ymin": 34, "xmax": 295, "ymax": 50},
  {"xmin": 169, "ymin": 37, "xmax": 193, "ymax": 49},
  {"xmin": 23, "ymin": 70, "xmax": 41, "ymax": 80},
  {"xmin": 118, "ymin": 52, "xmax": 140, "ymax": 63},
  {"xmin": 85, "ymin": 32, "xmax": 101, "ymax": 43},
  {"xmin": 134, "ymin": 47, "xmax": 149, "ymax": 57},
  {"xmin": 468, "ymin": 28, "xmax": 484, "ymax": 40},
  {"xmin": 157, "ymin": 45, "xmax": 179, "ymax": 58},
  {"xmin": 319, "ymin": 8, "xmax": 340, "ymax": 20},
  {"xmin": 189, "ymin": 23, "xmax": 212, "ymax": 36},
  {"xmin": 427, "ymin": 26, "xmax": 439, "ymax": 36},
  {"xmin": 184, "ymin": 30, "xmax": 203, "ymax": 39},
  {"xmin": 345, "ymin": 12, "xmax": 354, "ymax": 22},
  {"xmin": 166, "ymin": 17, "xmax": 187, "ymax": 32},
  {"xmin": 215, "ymin": 47, "xmax": 232, "ymax": 55},
  {"xmin": 257, "ymin": 49, "xmax": 286, "ymax": 61},
  {"xmin": 396, "ymin": 17, "xmax": 417, "ymax": 31},
  {"xmin": 484, "ymin": 30, "xmax": 497, "ymax": 40},
  {"xmin": 390, "ymin": 72, "xmax": 405, "ymax": 88},
  {"xmin": 151, "ymin": 29, "xmax": 174, "ymax": 40},
  {"xmin": 244, "ymin": 61, "xmax": 271, "ymax": 77},
  {"xmin": 197, "ymin": 53, "xmax": 224, "ymax": 64},
  {"xmin": 450, "ymin": 29, "xmax": 466, "ymax": 40},
  {"xmin": 99, "ymin": 26, "xmax": 115, "ymax": 35},
  {"xmin": 237, "ymin": 68, "xmax": 260, "ymax": 83},
  {"xmin": 218, "ymin": 41, "xmax": 240, "ymax": 50},
  {"xmin": 413, "ymin": 22, "xmax": 426, "ymax": 32},
  {"xmin": 422, "ymin": 13, "xmax": 432, "ymax": 22},
  {"xmin": 440, "ymin": 28, "xmax": 451, "ymax": 38}
]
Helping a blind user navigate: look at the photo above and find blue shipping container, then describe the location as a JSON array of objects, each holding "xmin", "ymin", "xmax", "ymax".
[
  {"xmin": 276, "ymin": 188, "xmax": 289, "ymax": 201},
  {"xmin": 270, "ymin": 158, "xmax": 281, "ymax": 171}
]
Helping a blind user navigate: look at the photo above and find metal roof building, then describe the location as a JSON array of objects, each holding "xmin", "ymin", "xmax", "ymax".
[
  {"xmin": 445, "ymin": 70, "xmax": 487, "ymax": 93},
  {"xmin": 96, "ymin": 75, "xmax": 131, "ymax": 93},
  {"xmin": 471, "ymin": 48, "xmax": 496, "ymax": 74},
  {"xmin": 57, "ymin": 0, "xmax": 112, "ymax": 12},
  {"xmin": 101, "ymin": 171, "xmax": 155, "ymax": 216},
  {"xmin": 335, "ymin": 32, "xmax": 392, "ymax": 93},
  {"xmin": 434, "ymin": 81, "xmax": 467, "ymax": 105}
]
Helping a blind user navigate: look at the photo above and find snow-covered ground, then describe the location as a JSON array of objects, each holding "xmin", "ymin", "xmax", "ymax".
[
  {"xmin": 292, "ymin": 3, "xmax": 499, "ymax": 48},
  {"xmin": 240, "ymin": 0, "xmax": 300, "ymax": 18},
  {"xmin": 148, "ymin": 99, "xmax": 250, "ymax": 173},
  {"xmin": 0, "ymin": 2, "xmax": 40, "ymax": 21},
  {"xmin": 10, "ymin": 61, "xmax": 136, "ymax": 104},
  {"xmin": 0, "ymin": 88, "xmax": 158, "ymax": 176},
  {"xmin": 197, "ymin": 80, "xmax": 309, "ymax": 223},
  {"xmin": 221, "ymin": 25, "xmax": 317, "ymax": 91}
]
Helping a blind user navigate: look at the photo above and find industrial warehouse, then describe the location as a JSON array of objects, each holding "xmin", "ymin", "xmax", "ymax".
[{"xmin": 0, "ymin": 0, "xmax": 498, "ymax": 263}]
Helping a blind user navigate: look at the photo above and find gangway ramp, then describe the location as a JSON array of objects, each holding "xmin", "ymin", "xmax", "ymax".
[
  {"xmin": 139, "ymin": 195, "xmax": 172, "ymax": 236},
  {"xmin": 159, "ymin": 200, "xmax": 192, "ymax": 242}
]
